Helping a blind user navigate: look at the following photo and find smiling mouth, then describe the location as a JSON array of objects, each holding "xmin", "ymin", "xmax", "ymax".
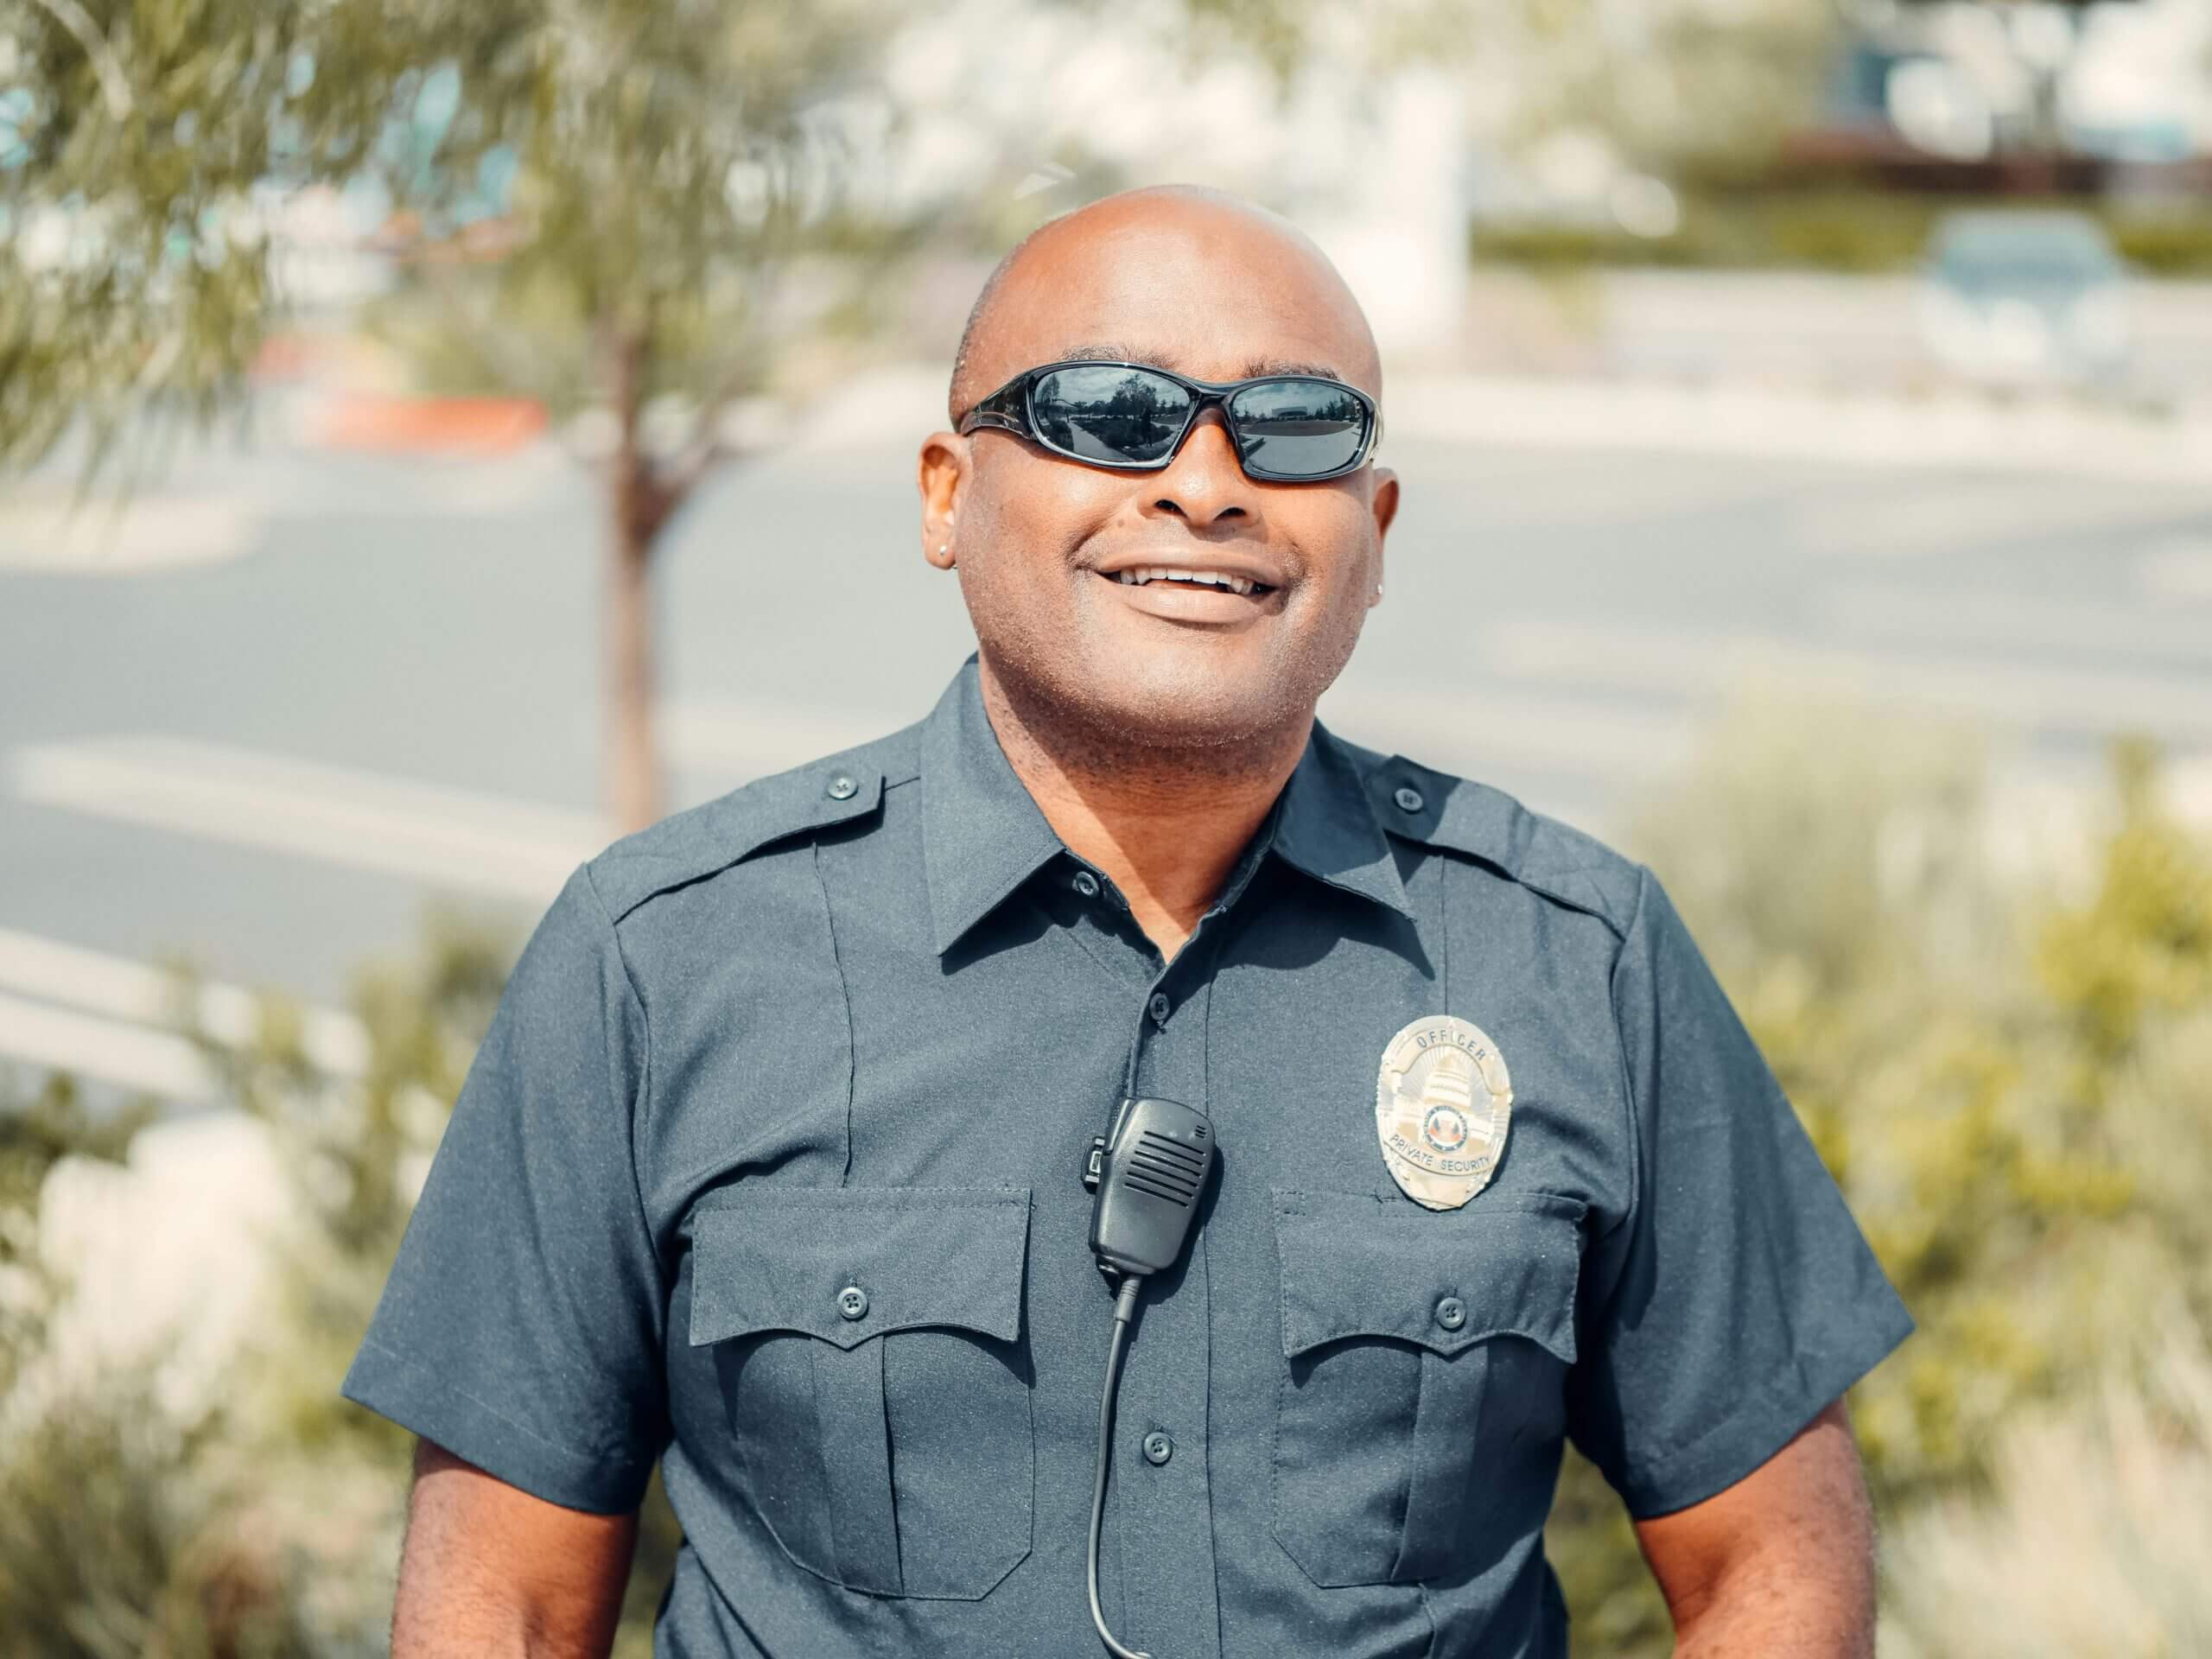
[{"xmin": 1106, "ymin": 566, "xmax": 1276, "ymax": 598}]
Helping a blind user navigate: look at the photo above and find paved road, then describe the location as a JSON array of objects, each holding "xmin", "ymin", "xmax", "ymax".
[{"xmin": 4, "ymin": 391, "xmax": 2206, "ymax": 1096}]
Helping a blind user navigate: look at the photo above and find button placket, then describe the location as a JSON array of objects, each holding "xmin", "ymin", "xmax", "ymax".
[{"xmin": 1116, "ymin": 967, "xmax": 1222, "ymax": 1658}]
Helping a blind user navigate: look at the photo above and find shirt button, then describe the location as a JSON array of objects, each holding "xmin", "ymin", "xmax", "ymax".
[
  {"xmin": 836, "ymin": 1285, "xmax": 869, "ymax": 1321},
  {"xmin": 1141, "ymin": 1431, "xmax": 1173, "ymax": 1465},
  {"xmin": 1393, "ymin": 785, "xmax": 1425, "ymax": 814},
  {"xmin": 1148, "ymin": 992, "xmax": 1171, "ymax": 1026},
  {"xmin": 825, "ymin": 774, "xmax": 859, "ymax": 802},
  {"xmin": 1433, "ymin": 1294, "xmax": 1466, "ymax": 1332},
  {"xmin": 1073, "ymin": 870, "xmax": 1100, "ymax": 899}
]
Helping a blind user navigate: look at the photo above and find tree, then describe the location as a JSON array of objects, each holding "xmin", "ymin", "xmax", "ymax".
[
  {"xmin": 3, "ymin": 0, "xmax": 898, "ymax": 831},
  {"xmin": 1179, "ymin": 0, "xmax": 1840, "ymax": 184}
]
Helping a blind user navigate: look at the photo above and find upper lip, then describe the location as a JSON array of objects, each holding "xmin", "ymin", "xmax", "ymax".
[{"xmin": 1090, "ymin": 549, "xmax": 1287, "ymax": 590}]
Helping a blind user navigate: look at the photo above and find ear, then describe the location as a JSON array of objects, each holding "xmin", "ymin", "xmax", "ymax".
[
  {"xmin": 1367, "ymin": 467, "xmax": 1399, "ymax": 607},
  {"xmin": 918, "ymin": 431, "xmax": 972, "ymax": 569}
]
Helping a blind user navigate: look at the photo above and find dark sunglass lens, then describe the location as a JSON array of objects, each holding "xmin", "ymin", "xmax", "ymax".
[
  {"xmin": 1226, "ymin": 379, "xmax": 1369, "ymax": 477},
  {"xmin": 1030, "ymin": 366, "xmax": 1192, "ymax": 464}
]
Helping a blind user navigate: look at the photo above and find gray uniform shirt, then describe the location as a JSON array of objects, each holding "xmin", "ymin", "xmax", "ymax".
[{"xmin": 343, "ymin": 655, "xmax": 1910, "ymax": 1658}]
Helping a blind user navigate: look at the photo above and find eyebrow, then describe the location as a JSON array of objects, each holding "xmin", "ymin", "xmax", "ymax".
[{"xmin": 1048, "ymin": 342, "xmax": 1349, "ymax": 384}]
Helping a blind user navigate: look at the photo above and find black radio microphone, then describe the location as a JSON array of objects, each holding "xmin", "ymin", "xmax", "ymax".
[{"xmin": 1081, "ymin": 1098, "xmax": 1217, "ymax": 1659}]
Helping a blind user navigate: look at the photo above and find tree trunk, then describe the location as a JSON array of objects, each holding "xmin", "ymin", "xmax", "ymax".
[
  {"xmin": 602, "ymin": 324, "xmax": 665, "ymax": 836},
  {"xmin": 604, "ymin": 509, "xmax": 660, "ymax": 836}
]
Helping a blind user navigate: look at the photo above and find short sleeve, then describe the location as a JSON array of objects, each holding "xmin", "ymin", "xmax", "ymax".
[
  {"xmin": 340, "ymin": 864, "xmax": 668, "ymax": 1513},
  {"xmin": 1565, "ymin": 867, "xmax": 1911, "ymax": 1518}
]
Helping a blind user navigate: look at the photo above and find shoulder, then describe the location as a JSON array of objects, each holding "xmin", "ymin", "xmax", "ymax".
[
  {"xmin": 1329, "ymin": 729, "xmax": 1647, "ymax": 939},
  {"xmin": 584, "ymin": 721, "xmax": 924, "ymax": 924}
]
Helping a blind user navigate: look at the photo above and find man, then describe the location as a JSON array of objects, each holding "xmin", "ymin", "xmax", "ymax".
[{"xmin": 344, "ymin": 185, "xmax": 1911, "ymax": 1658}]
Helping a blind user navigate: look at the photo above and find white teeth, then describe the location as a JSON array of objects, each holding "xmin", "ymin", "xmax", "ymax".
[{"xmin": 1112, "ymin": 567, "xmax": 1260, "ymax": 594}]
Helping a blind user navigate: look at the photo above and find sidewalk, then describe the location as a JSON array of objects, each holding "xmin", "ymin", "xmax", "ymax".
[{"xmin": 790, "ymin": 363, "xmax": 2212, "ymax": 483}]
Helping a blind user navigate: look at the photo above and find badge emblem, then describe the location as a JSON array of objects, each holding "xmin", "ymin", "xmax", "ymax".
[{"xmin": 1375, "ymin": 1015, "xmax": 1513, "ymax": 1211}]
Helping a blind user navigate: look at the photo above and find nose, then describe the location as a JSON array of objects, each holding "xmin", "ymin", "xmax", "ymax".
[{"xmin": 1145, "ymin": 407, "xmax": 1255, "ymax": 531}]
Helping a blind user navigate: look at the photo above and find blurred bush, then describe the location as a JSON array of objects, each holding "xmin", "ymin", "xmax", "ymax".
[
  {"xmin": 1550, "ymin": 709, "xmax": 2212, "ymax": 1654},
  {"xmin": 1884, "ymin": 1326, "xmax": 2212, "ymax": 1658},
  {"xmin": 3, "ymin": 706, "xmax": 2207, "ymax": 1655},
  {"xmin": 1472, "ymin": 189, "xmax": 2212, "ymax": 276},
  {"xmin": 0, "ymin": 914, "xmax": 689, "ymax": 1656}
]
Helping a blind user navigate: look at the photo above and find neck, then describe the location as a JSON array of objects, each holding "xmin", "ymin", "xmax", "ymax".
[{"xmin": 977, "ymin": 659, "xmax": 1310, "ymax": 959}]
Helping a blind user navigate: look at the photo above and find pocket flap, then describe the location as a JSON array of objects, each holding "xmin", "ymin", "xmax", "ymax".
[
  {"xmin": 1272, "ymin": 1189, "xmax": 1582, "ymax": 1364},
  {"xmin": 688, "ymin": 1187, "xmax": 1031, "ymax": 1351}
]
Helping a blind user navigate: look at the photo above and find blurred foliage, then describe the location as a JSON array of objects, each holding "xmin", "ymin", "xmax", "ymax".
[
  {"xmin": 1548, "ymin": 708, "xmax": 2212, "ymax": 1655},
  {"xmin": 0, "ymin": 0, "xmax": 903, "ymax": 483},
  {"xmin": 1473, "ymin": 188, "xmax": 2212, "ymax": 275},
  {"xmin": 0, "ymin": 1383, "xmax": 315, "ymax": 1659},
  {"xmin": 1184, "ymin": 0, "xmax": 1837, "ymax": 176},
  {"xmin": 7, "ymin": 708, "xmax": 2211, "ymax": 1655},
  {"xmin": 1882, "ymin": 1293, "xmax": 2212, "ymax": 1655},
  {"xmin": 0, "ymin": 1070, "xmax": 151, "ymax": 1407}
]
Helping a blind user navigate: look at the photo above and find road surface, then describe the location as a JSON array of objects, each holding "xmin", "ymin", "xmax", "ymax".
[{"xmin": 3, "ymin": 379, "xmax": 2205, "ymax": 1097}]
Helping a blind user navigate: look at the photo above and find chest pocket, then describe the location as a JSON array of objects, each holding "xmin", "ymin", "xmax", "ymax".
[
  {"xmin": 1269, "ymin": 1188, "xmax": 1583, "ymax": 1587},
  {"xmin": 688, "ymin": 1187, "xmax": 1034, "ymax": 1600}
]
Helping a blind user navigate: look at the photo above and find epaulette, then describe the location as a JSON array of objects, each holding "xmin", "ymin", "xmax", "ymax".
[
  {"xmin": 588, "ymin": 723, "xmax": 922, "ymax": 923},
  {"xmin": 1350, "ymin": 742, "xmax": 1643, "ymax": 938}
]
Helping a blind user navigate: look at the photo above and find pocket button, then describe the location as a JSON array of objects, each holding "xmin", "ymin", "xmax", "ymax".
[
  {"xmin": 1142, "ymin": 1432, "xmax": 1174, "ymax": 1465},
  {"xmin": 1433, "ymin": 1295, "xmax": 1466, "ymax": 1332},
  {"xmin": 837, "ymin": 1285, "xmax": 870, "ymax": 1322}
]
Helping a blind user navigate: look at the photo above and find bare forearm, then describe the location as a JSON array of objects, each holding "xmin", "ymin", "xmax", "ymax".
[
  {"xmin": 391, "ymin": 1440, "xmax": 635, "ymax": 1659},
  {"xmin": 1637, "ymin": 1402, "xmax": 1877, "ymax": 1659},
  {"xmin": 1669, "ymin": 1548, "xmax": 1873, "ymax": 1659}
]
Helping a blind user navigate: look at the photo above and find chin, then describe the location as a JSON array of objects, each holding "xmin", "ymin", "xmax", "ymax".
[{"xmin": 1057, "ymin": 647, "xmax": 1321, "ymax": 754}]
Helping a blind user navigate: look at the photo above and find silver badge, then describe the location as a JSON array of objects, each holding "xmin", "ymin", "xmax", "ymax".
[{"xmin": 1374, "ymin": 1015, "xmax": 1514, "ymax": 1211}]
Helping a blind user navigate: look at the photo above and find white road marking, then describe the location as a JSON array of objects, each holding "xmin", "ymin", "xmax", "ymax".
[
  {"xmin": 1481, "ymin": 618, "xmax": 2209, "ymax": 741},
  {"xmin": 0, "ymin": 496, "xmax": 261, "ymax": 574},
  {"xmin": 661, "ymin": 700, "xmax": 905, "ymax": 783},
  {"xmin": 2137, "ymin": 537, "xmax": 2212, "ymax": 601},
  {"xmin": 5, "ymin": 738, "xmax": 601, "ymax": 901},
  {"xmin": 1786, "ymin": 481, "xmax": 2209, "ymax": 560},
  {"xmin": 1386, "ymin": 376, "xmax": 2212, "ymax": 483},
  {"xmin": 0, "ymin": 990, "xmax": 214, "ymax": 1100},
  {"xmin": 1319, "ymin": 682, "xmax": 1695, "ymax": 785},
  {"xmin": 663, "ymin": 686, "xmax": 1694, "ymax": 804},
  {"xmin": 1825, "ymin": 585, "xmax": 2196, "ymax": 661},
  {"xmin": 0, "ymin": 927, "xmax": 367, "ymax": 1077}
]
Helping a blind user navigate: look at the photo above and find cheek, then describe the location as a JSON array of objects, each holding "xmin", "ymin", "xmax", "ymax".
[
  {"xmin": 963, "ymin": 463, "xmax": 1117, "ymax": 594},
  {"xmin": 1282, "ymin": 498, "xmax": 1381, "ymax": 609}
]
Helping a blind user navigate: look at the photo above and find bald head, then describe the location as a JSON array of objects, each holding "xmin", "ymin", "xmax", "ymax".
[
  {"xmin": 917, "ymin": 182, "xmax": 1400, "ymax": 775},
  {"xmin": 947, "ymin": 185, "xmax": 1382, "ymax": 426}
]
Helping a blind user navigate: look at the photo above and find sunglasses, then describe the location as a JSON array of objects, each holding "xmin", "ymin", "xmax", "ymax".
[{"xmin": 957, "ymin": 359, "xmax": 1382, "ymax": 482}]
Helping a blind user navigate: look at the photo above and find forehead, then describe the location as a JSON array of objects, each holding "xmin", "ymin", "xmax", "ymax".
[{"xmin": 976, "ymin": 213, "xmax": 1381, "ymax": 397}]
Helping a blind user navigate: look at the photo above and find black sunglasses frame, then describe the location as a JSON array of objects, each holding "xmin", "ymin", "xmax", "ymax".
[{"xmin": 957, "ymin": 359, "xmax": 1382, "ymax": 483}]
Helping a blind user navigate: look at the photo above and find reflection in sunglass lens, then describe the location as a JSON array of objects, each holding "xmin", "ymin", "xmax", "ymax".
[
  {"xmin": 1029, "ymin": 366, "xmax": 1193, "ymax": 464},
  {"xmin": 1225, "ymin": 378, "xmax": 1369, "ymax": 477}
]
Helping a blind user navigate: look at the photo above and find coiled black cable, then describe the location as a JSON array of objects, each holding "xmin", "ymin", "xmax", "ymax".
[{"xmin": 1088, "ymin": 1274, "xmax": 1150, "ymax": 1659}]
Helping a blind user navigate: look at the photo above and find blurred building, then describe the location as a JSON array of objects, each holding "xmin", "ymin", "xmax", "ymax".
[{"xmin": 1808, "ymin": 0, "xmax": 2212, "ymax": 186}]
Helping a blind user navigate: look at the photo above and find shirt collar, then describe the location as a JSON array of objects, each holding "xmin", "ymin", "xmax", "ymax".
[
  {"xmin": 921, "ymin": 657, "xmax": 1412, "ymax": 956},
  {"xmin": 921, "ymin": 659, "xmax": 1069, "ymax": 956},
  {"xmin": 1269, "ymin": 720, "xmax": 1415, "ymax": 921}
]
